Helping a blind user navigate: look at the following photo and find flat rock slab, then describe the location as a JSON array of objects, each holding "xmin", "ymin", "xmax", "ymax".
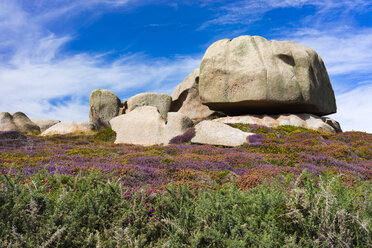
[
  {"xmin": 110, "ymin": 106, "xmax": 193, "ymax": 146},
  {"xmin": 31, "ymin": 119, "xmax": 61, "ymax": 132},
  {"xmin": 199, "ymin": 35, "xmax": 336, "ymax": 116},
  {"xmin": 41, "ymin": 121, "xmax": 94, "ymax": 136},
  {"xmin": 191, "ymin": 120, "xmax": 252, "ymax": 147},
  {"xmin": 213, "ymin": 114, "xmax": 340, "ymax": 133}
]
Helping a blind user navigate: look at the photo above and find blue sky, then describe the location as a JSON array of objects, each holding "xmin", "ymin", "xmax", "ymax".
[{"xmin": 0, "ymin": 0, "xmax": 372, "ymax": 132}]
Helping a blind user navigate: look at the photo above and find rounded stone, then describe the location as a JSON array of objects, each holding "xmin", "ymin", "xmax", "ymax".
[
  {"xmin": 199, "ymin": 35, "xmax": 337, "ymax": 116},
  {"xmin": 89, "ymin": 89, "xmax": 122, "ymax": 129}
]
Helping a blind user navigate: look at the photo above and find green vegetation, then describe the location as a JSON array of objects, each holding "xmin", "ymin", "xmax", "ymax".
[
  {"xmin": 1, "ymin": 127, "xmax": 371, "ymax": 247},
  {"xmin": 0, "ymin": 171, "xmax": 371, "ymax": 247},
  {"xmin": 93, "ymin": 128, "xmax": 117, "ymax": 142}
]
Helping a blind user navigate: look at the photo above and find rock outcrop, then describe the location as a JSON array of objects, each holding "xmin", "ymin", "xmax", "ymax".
[
  {"xmin": 171, "ymin": 68, "xmax": 216, "ymax": 120},
  {"xmin": 41, "ymin": 121, "xmax": 94, "ymax": 136},
  {"xmin": 213, "ymin": 114, "xmax": 340, "ymax": 133},
  {"xmin": 89, "ymin": 89, "xmax": 122, "ymax": 129},
  {"xmin": 31, "ymin": 119, "xmax": 61, "ymax": 132},
  {"xmin": 321, "ymin": 117, "xmax": 342, "ymax": 133},
  {"xmin": 199, "ymin": 35, "xmax": 336, "ymax": 116},
  {"xmin": 0, "ymin": 112, "xmax": 40, "ymax": 134},
  {"xmin": 110, "ymin": 106, "xmax": 193, "ymax": 146},
  {"xmin": 126, "ymin": 93, "xmax": 172, "ymax": 119},
  {"xmin": 191, "ymin": 120, "xmax": 252, "ymax": 146},
  {"xmin": 0, "ymin": 112, "xmax": 18, "ymax": 132},
  {"xmin": 12, "ymin": 112, "xmax": 41, "ymax": 134}
]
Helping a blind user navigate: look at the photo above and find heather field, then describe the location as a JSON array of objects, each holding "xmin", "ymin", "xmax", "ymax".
[{"xmin": 1, "ymin": 125, "xmax": 371, "ymax": 247}]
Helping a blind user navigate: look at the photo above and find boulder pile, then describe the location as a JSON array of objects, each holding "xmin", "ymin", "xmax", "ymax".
[
  {"xmin": 98, "ymin": 35, "xmax": 340, "ymax": 146},
  {"xmin": 1, "ymin": 35, "xmax": 341, "ymax": 147}
]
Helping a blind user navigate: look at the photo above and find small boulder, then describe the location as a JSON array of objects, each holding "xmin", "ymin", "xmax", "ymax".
[
  {"xmin": 12, "ymin": 112, "xmax": 41, "ymax": 134},
  {"xmin": 110, "ymin": 106, "xmax": 193, "ymax": 146},
  {"xmin": 213, "ymin": 114, "xmax": 338, "ymax": 133},
  {"xmin": 171, "ymin": 68, "xmax": 217, "ymax": 120},
  {"xmin": 41, "ymin": 121, "xmax": 94, "ymax": 136},
  {"xmin": 321, "ymin": 117, "xmax": 342, "ymax": 133},
  {"xmin": 0, "ymin": 112, "xmax": 18, "ymax": 132},
  {"xmin": 89, "ymin": 89, "xmax": 122, "ymax": 129},
  {"xmin": 126, "ymin": 93, "xmax": 172, "ymax": 119},
  {"xmin": 191, "ymin": 120, "xmax": 252, "ymax": 147},
  {"xmin": 31, "ymin": 119, "xmax": 61, "ymax": 132},
  {"xmin": 199, "ymin": 35, "xmax": 337, "ymax": 116}
]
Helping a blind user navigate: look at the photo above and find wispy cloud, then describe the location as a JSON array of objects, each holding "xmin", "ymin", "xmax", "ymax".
[
  {"xmin": 0, "ymin": 43, "xmax": 200, "ymax": 121},
  {"xmin": 329, "ymin": 83, "xmax": 372, "ymax": 133},
  {"xmin": 279, "ymin": 27, "xmax": 372, "ymax": 76},
  {"xmin": 199, "ymin": 0, "xmax": 372, "ymax": 29},
  {"xmin": 0, "ymin": 0, "xmax": 200, "ymax": 121}
]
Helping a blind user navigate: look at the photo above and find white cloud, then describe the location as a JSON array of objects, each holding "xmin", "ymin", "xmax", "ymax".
[
  {"xmin": 199, "ymin": 0, "xmax": 372, "ymax": 28},
  {"xmin": 0, "ymin": 0, "xmax": 201, "ymax": 121},
  {"xmin": 282, "ymin": 28, "xmax": 372, "ymax": 76},
  {"xmin": 0, "ymin": 43, "xmax": 200, "ymax": 121},
  {"xmin": 329, "ymin": 83, "xmax": 372, "ymax": 133}
]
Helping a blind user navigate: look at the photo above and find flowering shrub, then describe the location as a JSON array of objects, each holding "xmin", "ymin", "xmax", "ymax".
[
  {"xmin": 0, "ymin": 127, "xmax": 371, "ymax": 246},
  {"xmin": 169, "ymin": 128, "xmax": 196, "ymax": 144}
]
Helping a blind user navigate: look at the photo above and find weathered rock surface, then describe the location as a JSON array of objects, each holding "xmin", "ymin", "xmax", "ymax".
[
  {"xmin": 213, "ymin": 114, "xmax": 340, "ymax": 133},
  {"xmin": 110, "ymin": 106, "xmax": 193, "ymax": 146},
  {"xmin": 0, "ymin": 112, "xmax": 40, "ymax": 134},
  {"xmin": 127, "ymin": 93, "xmax": 172, "ymax": 119},
  {"xmin": 0, "ymin": 112, "xmax": 18, "ymax": 132},
  {"xmin": 191, "ymin": 120, "xmax": 252, "ymax": 146},
  {"xmin": 171, "ymin": 68, "xmax": 217, "ymax": 120},
  {"xmin": 321, "ymin": 117, "xmax": 342, "ymax": 133},
  {"xmin": 41, "ymin": 121, "xmax": 94, "ymax": 136},
  {"xmin": 89, "ymin": 89, "xmax": 122, "ymax": 129},
  {"xmin": 31, "ymin": 119, "xmax": 61, "ymax": 132},
  {"xmin": 12, "ymin": 112, "xmax": 41, "ymax": 134},
  {"xmin": 199, "ymin": 35, "xmax": 336, "ymax": 116}
]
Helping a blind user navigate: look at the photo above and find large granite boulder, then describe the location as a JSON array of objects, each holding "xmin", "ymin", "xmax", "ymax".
[
  {"xmin": 199, "ymin": 35, "xmax": 336, "ymax": 116},
  {"xmin": 12, "ymin": 112, "xmax": 41, "ymax": 134},
  {"xmin": 171, "ymin": 68, "xmax": 217, "ymax": 120},
  {"xmin": 213, "ymin": 114, "xmax": 340, "ymax": 133},
  {"xmin": 0, "ymin": 112, "xmax": 18, "ymax": 132},
  {"xmin": 0, "ymin": 112, "xmax": 40, "ymax": 134},
  {"xmin": 31, "ymin": 119, "xmax": 61, "ymax": 132},
  {"xmin": 126, "ymin": 93, "xmax": 172, "ymax": 119},
  {"xmin": 41, "ymin": 121, "xmax": 94, "ymax": 136},
  {"xmin": 191, "ymin": 120, "xmax": 252, "ymax": 147},
  {"xmin": 110, "ymin": 106, "xmax": 193, "ymax": 146},
  {"xmin": 89, "ymin": 89, "xmax": 122, "ymax": 129}
]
